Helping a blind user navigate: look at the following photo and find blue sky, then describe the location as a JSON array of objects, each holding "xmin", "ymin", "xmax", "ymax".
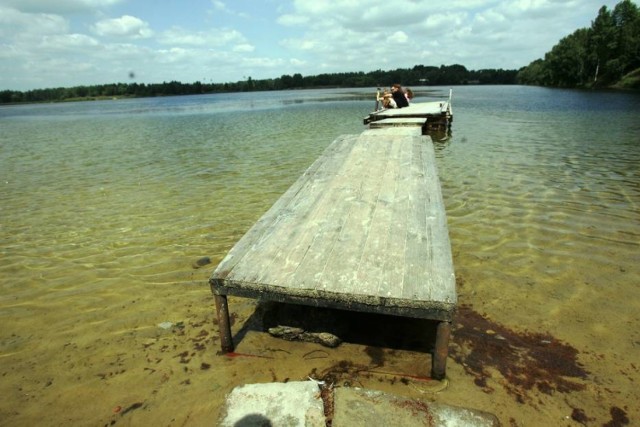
[{"xmin": 0, "ymin": 0, "xmax": 631, "ymax": 91}]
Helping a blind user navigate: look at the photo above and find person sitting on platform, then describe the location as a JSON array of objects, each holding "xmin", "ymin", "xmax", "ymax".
[
  {"xmin": 391, "ymin": 83, "xmax": 409, "ymax": 108},
  {"xmin": 405, "ymin": 88, "xmax": 414, "ymax": 104},
  {"xmin": 380, "ymin": 89, "xmax": 396, "ymax": 109}
]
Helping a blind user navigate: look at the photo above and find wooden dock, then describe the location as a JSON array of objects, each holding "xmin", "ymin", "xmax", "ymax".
[
  {"xmin": 210, "ymin": 106, "xmax": 456, "ymax": 379},
  {"xmin": 364, "ymin": 97, "xmax": 453, "ymax": 135}
]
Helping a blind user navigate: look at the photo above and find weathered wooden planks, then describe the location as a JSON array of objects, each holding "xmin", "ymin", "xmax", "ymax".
[
  {"xmin": 364, "ymin": 100, "xmax": 453, "ymax": 134},
  {"xmin": 373, "ymin": 101, "xmax": 450, "ymax": 117},
  {"xmin": 211, "ymin": 132, "xmax": 456, "ymax": 319},
  {"xmin": 369, "ymin": 117, "xmax": 427, "ymax": 129},
  {"xmin": 210, "ymin": 129, "xmax": 457, "ymax": 378}
]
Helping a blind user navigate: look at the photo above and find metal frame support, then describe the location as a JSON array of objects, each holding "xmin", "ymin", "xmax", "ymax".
[
  {"xmin": 214, "ymin": 294, "xmax": 234, "ymax": 353},
  {"xmin": 432, "ymin": 320, "xmax": 451, "ymax": 380}
]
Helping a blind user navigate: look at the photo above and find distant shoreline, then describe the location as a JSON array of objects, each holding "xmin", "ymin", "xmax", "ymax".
[{"xmin": 2, "ymin": 81, "xmax": 637, "ymax": 107}]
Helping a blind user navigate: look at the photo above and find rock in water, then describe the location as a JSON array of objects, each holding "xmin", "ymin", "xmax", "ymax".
[
  {"xmin": 192, "ymin": 256, "xmax": 212, "ymax": 269},
  {"xmin": 314, "ymin": 332, "xmax": 341, "ymax": 348},
  {"xmin": 268, "ymin": 325, "xmax": 341, "ymax": 348},
  {"xmin": 268, "ymin": 325, "xmax": 305, "ymax": 340}
]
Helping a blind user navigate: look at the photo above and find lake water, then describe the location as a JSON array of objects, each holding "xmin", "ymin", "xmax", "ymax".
[{"xmin": 1, "ymin": 86, "xmax": 639, "ymax": 425}]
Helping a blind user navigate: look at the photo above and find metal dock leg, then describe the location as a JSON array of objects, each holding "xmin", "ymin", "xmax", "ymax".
[
  {"xmin": 214, "ymin": 294, "xmax": 234, "ymax": 353},
  {"xmin": 432, "ymin": 320, "xmax": 451, "ymax": 380}
]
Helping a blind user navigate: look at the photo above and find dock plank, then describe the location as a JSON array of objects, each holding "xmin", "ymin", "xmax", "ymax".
[
  {"xmin": 354, "ymin": 137, "xmax": 403, "ymax": 296},
  {"xmin": 308, "ymin": 136, "xmax": 392, "ymax": 295},
  {"xmin": 265, "ymin": 135, "xmax": 372, "ymax": 292},
  {"xmin": 214, "ymin": 135, "xmax": 357, "ymax": 285},
  {"xmin": 369, "ymin": 117, "xmax": 427, "ymax": 129},
  {"xmin": 376, "ymin": 134, "xmax": 412, "ymax": 302},
  {"xmin": 373, "ymin": 101, "xmax": 448, "ymax": 117}
]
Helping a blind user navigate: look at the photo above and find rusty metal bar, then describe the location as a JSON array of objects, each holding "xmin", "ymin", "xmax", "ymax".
[
  {"xmin": 432, "ymin": 320, "xmax": 451, "ymax": 380},
  {"xmin": 214, "ymin": 294, "xmax": 234, "ymax": 353}
]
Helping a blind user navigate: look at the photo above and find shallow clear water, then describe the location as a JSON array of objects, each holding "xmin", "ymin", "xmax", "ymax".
[{"xmin": 1, "ymin": 86, "xmax": 639, "ymax": 425}]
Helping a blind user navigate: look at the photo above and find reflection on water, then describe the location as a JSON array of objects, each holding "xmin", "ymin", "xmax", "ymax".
[{"xmin": 1, "ymin": 86, "xmax": 639, "ymax": 425}]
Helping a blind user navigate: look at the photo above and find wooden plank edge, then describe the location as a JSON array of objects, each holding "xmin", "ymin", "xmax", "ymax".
[{"xmin": 209, "ymin": 279, "xmax": 456, "ymax": 321}]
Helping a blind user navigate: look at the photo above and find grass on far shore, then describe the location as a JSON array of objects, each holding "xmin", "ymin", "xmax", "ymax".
[{"xmin": 611, "ymin": 67, "xmax": 640, "ymax": 90}]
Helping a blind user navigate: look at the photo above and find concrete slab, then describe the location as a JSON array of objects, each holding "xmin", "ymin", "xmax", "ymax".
[
  {"xmin": 219, "ymin": 381, "xmax": 325, "ymax": 427},
  {"xmin": 332, "ymin": 387, "xmax": 500, "ymax": 427},
  {"xmin": 220, "ymin": 382, "xmax": 500, "ymax": 427}
]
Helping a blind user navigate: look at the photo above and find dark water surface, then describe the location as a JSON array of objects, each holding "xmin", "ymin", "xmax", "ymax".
[{"xmin": 1, "ymin": 86, "xmax": 639, "ymax": 425}]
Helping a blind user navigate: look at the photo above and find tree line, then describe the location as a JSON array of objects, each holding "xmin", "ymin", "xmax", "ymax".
[
  {"xmin": 517, "ymin": 0, "xmax": 640, "ymax": 88},
  {"xmin": 0, "ymin": 64, "xmax": 517, "ymax": 104}
]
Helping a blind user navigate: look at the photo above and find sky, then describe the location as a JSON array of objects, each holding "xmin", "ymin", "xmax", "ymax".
[{"xmin": 0, "ymin": 0, "xmax": 632, "ymax": 91}]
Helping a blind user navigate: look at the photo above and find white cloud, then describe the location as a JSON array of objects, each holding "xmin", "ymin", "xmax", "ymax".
[
  {"xmin": 288, "ymin": 0, "xmax": 429, "ymax": 30},
  {"xmin": 277, "ymin": 14, "xmax": 309, "ymax": 26},
  {"xmin": 474, "ymin": 9, "xmax": 507, "ymax": 27},
  {"xmin": 275, "ymin": 0, "xmax": 624, "ymax": 73},
  {"xmin": 423, "ymin": 12, "xmax": 467, "ymax": 31},
  {"xmin": 0, "ymin": 6, "xmax": 69, "ymax": 36},
  {"xmin": 158, "ymin": 27, "xmax": 209, "ymax": 46},
  {"xmin": 233, "ymin": 44, "xmax": 255, "ymax": 53},
  {"xmin": 280, "ymin": 37, "xmax": 320, "ymax": 52},
  {"xmin": 240, "ymin": 56, "xmax": 285, "ymax": 69},
  {"xmin": 92, "ymin": 15, "xmax": 153, "ymax": 39},
  {"xmin": 40, "ymin": 33, "xmax": 99, "ymax": 50},
  {"xmin": 157, "ymin": 47, "xmax": 194, "ymax": 64},
  {"xmin": 158, "ymin": 27, "xmax": 247, "ymax": 48},
  {"xmin": 211, "ymin": 0, "xmax": 226, "ymax": 11},
  {"xmin": 102, "ymin": 42, "xmax": 149, "ymax": 56},
  {"xmin": 209, "ymin": 0, "xmax": 249, "ymax": 18},
  {"xmin": 387, "ymin": 31, "xmax": 408, "ymax": 44},
  {"xmin": 0, "ymin": 0, "xmax": 125, "ymax": 13},
  {"xmin": 505, "ymin": 0, "xmax": 555, "ymax": 16}
]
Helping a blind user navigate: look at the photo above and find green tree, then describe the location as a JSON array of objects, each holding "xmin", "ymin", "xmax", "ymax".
[
  {"xmin": 612, "ymin": 0, "xmax": 640, "ymax": 74},
  {"xmin": 518, "ymin": 0, "xmax": 640, "ymax": 88},
  {"xmin": 588, "ymin": 6, "xmax": 617, "ymax": 84},
  {"xmin": 291, "ymin": 73, "xmax": 304, "ymax": 88},
  {"xmin": 544, "ymin": 29, "xmax": 590, "ymax": 86}
]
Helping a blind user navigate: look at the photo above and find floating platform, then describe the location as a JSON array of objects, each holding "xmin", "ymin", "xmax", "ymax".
[{"xmin": 364, "ymin": 93, "xmax": 453, "ymax": 135}]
